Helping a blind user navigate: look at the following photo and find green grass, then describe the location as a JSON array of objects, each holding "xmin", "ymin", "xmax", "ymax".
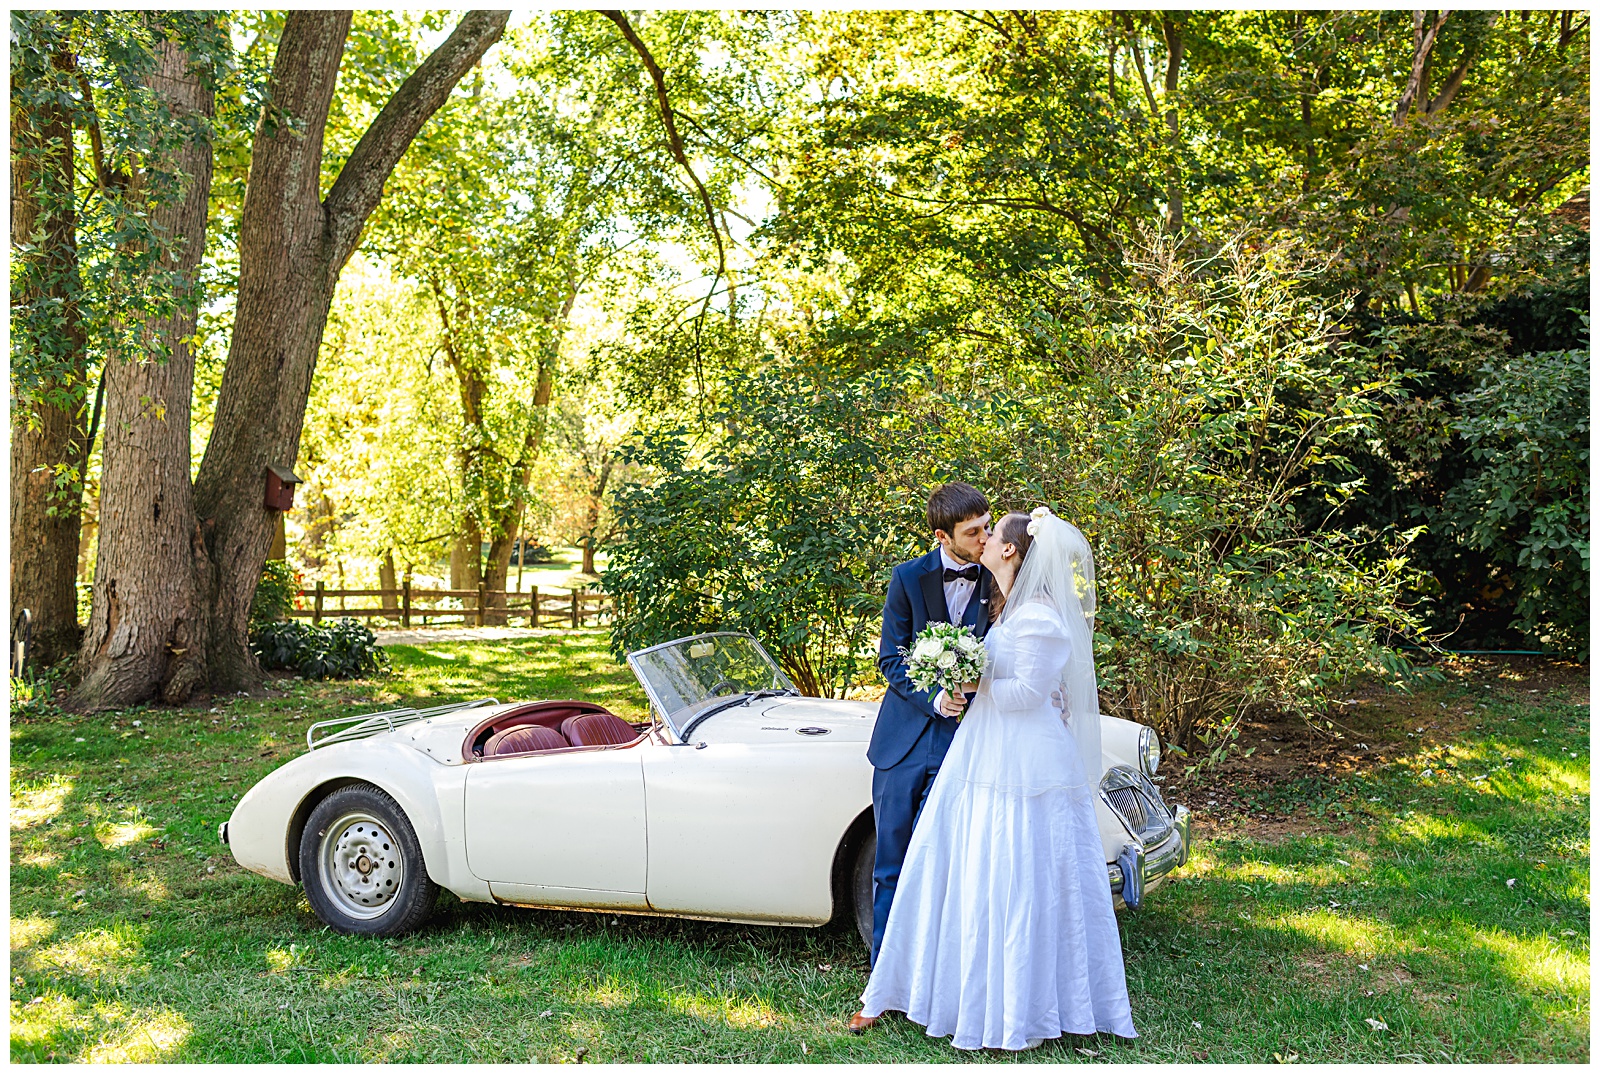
[{"xmin": 9, "ymin": 636, "xmax": 1590, "ymax": 1062}]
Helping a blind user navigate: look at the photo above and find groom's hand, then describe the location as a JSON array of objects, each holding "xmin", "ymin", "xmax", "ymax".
[{"xmin": 934, "ymin": 689, "xmax": 966, "ymax": 718}]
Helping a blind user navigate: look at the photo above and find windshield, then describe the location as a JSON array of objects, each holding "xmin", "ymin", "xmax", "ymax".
[{"xmin": 627, "ymin": 633, "xmax": 797, "ymax": 735}]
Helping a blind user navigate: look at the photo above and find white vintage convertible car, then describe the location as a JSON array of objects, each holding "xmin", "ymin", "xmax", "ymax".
[{"xmin": 223, "ymin": 632, "xmax": 1190, "ymax": 942}]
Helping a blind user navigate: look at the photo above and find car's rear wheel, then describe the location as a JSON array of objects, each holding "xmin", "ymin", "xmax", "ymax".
[
  {"xmin": 300, "ymin": 784, "xmax": 437, "ymax": 936},
  {"xmin": 851, "ymin": 828, "xmax": 875, "ymax": 951}
]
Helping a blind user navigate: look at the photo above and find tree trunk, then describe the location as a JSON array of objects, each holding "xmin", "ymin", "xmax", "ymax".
[
  {"xmin": 188, "ymin": 10, "xmax": 509, "ymax": 692},
  {"xmin": 380, "ymin": 550, "xmax": 398, "ymax": 619},
  {"xmin": 1159, "ymin": 16, "xmax": 1184, "ymax": 234},
  {"xmin": 71, "ymin": 27, "xmax": 215, "ymax": 708},
  {"xmin": 480, "ymin": 349, "xmax": 557, "ymax": 624},
  {"xmin": 10, "ymin": 31, "xmax": 90, "ymax": 669},
  {"xmin": 451, "ymin": 528, "xmax": 482, "ymax": 600},
  {"xmin": 482, "ymin": 535, "xmax": 516, "ymax": 625},
  {"xmin": 582, "ymin": 540, "xmax": 597, "ymax": 576}
]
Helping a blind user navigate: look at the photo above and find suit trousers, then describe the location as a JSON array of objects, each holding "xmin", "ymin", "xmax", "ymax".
[{"xmin": 869, "ymin": 714, "xmax": 958, "ymax": 964}]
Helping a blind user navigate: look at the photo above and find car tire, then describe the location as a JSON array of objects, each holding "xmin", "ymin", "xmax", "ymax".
[
  {"xmin": 851, "ymin": 828, "xmax": 875, "ymax": 951},
  {"xmin": 299, "ymin": 784, "xmax": 437, "ymax": 937}
]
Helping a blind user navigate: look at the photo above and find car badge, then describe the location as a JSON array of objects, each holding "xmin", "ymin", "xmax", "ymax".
[
  {"xmin": 796, "ymin": 726, "xmax": 831, "ymax": 736},
  {"xmin": 760, "ymin": 726, "xmax": 790, "ymax": 731}
]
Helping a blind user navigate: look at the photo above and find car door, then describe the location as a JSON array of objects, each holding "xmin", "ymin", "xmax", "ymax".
[
  {"xmin": 464, "ymin": 746, "xmax": 647, "ymax": 910},
  {"xmin": 641, "ymin": 741, "xmax": 870, "ymax": 924}
]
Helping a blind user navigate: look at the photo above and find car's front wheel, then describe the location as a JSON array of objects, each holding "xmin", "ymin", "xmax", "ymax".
[
  {"xmin": 299, "ymin": 784, "xmax": 437, "ymax": 936},
  {"xmin": 851, "ymin": 828, "xmax": 875, "ymax": 951}
]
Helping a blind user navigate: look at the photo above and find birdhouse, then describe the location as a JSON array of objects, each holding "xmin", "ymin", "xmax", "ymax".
[{"xmin": 264, "ymin": 464, "xmax": 303, "ymax": 511}]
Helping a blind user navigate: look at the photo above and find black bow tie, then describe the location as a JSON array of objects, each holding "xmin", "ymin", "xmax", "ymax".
[{"xmin": 943, "ymin": 565, "xmax": 980, "ymax": 583}]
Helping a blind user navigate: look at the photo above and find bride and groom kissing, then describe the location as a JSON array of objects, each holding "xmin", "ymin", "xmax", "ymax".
[{"xmin": 850, "ymin": 482, "xmax": 1137, "ymax": 1051}]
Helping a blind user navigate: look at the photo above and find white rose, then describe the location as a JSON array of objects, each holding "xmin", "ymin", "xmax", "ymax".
[
  {"xmin": 912, "ymin": 638, "xmax": 942, "ymax": 662},
  {"xmin": 937, "ymin": 651, "xmax": 957, "ymax": 669},
  {"xmin": 957, "ymin": 635, "xmax": 980, "ymax": 654}
]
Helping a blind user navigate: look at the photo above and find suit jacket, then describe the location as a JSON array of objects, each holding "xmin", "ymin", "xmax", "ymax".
[{"xmin": 867, "ymin": 547, "xmax": 994, "ymax": 770}]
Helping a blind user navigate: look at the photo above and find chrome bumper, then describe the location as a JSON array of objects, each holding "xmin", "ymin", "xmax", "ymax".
[{"xmin": 1109, "ymin": 803, "xmax": 1190, "ymax": 909}]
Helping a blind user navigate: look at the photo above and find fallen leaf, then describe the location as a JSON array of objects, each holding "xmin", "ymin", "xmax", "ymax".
[
  {"xmin": 1365, "ymin": 1018, "xmax": 1388, "ymax": 1032},
  {"xmin": 1358, "ymin": 963, "xmax": 1369, "ymax": 971},
  {"xmin": 1075, "ymin": 1048, "xmax": 1099, "ymax": 1057},
  {"xmin": 1192, "ymin": 1021, "xmax": 1203, "ymax": 1029},
  {"xmin": 1506, "ymin": 878, "xmax": 1516, "ymax": 888}
]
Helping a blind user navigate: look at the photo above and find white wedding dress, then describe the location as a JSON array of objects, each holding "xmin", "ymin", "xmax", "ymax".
[{"xmin": 859, "ymin": 601, "xmax": 1137, "ymax": 1050}]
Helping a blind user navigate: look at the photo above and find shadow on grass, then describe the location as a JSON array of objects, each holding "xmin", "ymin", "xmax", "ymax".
[{"xmin": 10, "ymin": 650, "xmax": 1590, "ymax": 1063}]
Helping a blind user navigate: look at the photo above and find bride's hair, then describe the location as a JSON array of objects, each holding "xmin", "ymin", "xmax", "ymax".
[{"xmin": 987, "ymin": 512, "xmax": 1034, "ymax": 623}]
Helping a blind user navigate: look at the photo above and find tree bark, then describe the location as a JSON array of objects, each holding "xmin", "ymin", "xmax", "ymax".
[
  {"xmin": 481, "ymin": 350, "xmax": 557, "ymax": 623},
  {"xmin": 380, "ymin": 550, "xmax": 398, "ymax": 619},
  {"xmin": 1159, "ymin": 16, "xmax": 1184, "ymax": 234},
  {"xmin": 188, "ymin": 10, "xmax": 508, "ymax": 692},
  {"xmin": 71, "ymin": 27, "xmax": 215, "ymax": 708},
  {"xmin": 1394, "ymin": 11, "xmax": 1449, "ymax": 125},
  {"xmin": 10, "ymin": 31, "xmax": 91, "ymax": 669}
]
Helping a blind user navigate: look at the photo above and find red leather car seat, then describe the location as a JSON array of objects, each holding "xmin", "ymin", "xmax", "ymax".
[
  {"xmin": 560, "ymin": 712, "xmax": 639, "ymax": 747},
  {"xmin": 482, "ymin": 724, "xmax": 569, "ymax": 758}
]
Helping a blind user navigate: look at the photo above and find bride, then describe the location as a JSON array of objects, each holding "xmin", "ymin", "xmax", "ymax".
[{"xmin": 850, "ymin": 507, "xmax": 1136, "ymax": 1051}]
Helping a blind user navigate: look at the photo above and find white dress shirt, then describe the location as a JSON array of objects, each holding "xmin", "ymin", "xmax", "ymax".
[{"xmin": 939, "ymin": 546, "xmax": 979, "ymax": 625}]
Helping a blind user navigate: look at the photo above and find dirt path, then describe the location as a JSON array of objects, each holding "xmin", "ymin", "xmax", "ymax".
[{"xmin": 1168, "ymin": 654, "xmax": 1589, "ymax": 841}]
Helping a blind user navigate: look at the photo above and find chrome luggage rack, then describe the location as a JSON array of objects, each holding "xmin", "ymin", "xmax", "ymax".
[{"xmin": 306, "ymin": 697, "xmax": 500, "ymax": 751}]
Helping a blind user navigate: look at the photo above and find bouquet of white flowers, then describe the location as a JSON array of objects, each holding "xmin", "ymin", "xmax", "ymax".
[{"xmin": 900, "ymin": 621, "xmax": 987, "ymax": 699}]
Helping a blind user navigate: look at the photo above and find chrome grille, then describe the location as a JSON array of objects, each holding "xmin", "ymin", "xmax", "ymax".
[
  {"xmin": 1101, "ymin": 766, "xmax": 1175, "ymax": 846},
  {"xmin": 1107, "ymin": 787, "xmax": 1148, "ymax": 832}
]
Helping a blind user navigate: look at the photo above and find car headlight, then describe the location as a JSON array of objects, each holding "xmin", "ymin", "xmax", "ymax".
[{"xmin": 1139, "ymin": 726, "xmax": 1161, "ymax": 776}]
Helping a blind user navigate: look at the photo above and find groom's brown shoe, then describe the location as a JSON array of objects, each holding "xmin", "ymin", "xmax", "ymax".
[{"xmin": 848, "ymin": 1011, "xmax": 878, "ymax": 1034}]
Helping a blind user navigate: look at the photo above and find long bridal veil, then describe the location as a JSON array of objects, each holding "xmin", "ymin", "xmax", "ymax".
[{"xmin": 999, "ymin": 508, "xmax": 1102, "ymax": 785}]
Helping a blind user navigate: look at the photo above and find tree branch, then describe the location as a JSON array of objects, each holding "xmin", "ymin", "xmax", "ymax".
[
  {"xmin": 323, "ymin": 9, "xmax": 510, "ymax": 269},
  {"xmin": 1424, "ymin": 13, "xmax": 1498, "ymax": 116},
  {"xmin": 952, "ymin": 10, "xmax": 1010, "ymax": 40},
  {"xmin": 74, "ymin": 72, "xmax": 124, "ymax": 193},
  {"xmin": 1394, "ymin": 10, "xmax": 1450, "ymax": 125},
  {"xmin": 599, "ymin": 10, "xmax": 726, "ymax": 289},
  {"xmin": 1123, "ymin": 14, "xmax": 1162, "ymax": 120}
]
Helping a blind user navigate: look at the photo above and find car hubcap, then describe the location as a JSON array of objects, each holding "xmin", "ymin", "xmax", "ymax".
[{"xmin": 319, "ymin": 811, "xmax": 404, "ymax": 920}]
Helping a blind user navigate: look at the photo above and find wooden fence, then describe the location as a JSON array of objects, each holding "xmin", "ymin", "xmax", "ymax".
[{"xmin": 290, "ymin": 582, "xmax": 613, "ymax": 629}]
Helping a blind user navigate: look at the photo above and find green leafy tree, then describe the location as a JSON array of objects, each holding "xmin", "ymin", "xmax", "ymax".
[{"xmin": 1441, "ymin": 332, "xmax": 1589, "ymax": 651}]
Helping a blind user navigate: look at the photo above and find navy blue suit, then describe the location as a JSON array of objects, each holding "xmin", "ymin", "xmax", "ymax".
[{"xmin": 867, "ymin": 547, "xmax": 993, "ymax": 962}]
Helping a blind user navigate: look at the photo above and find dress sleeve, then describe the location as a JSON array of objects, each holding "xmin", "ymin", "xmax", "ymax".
[{"xmin": 986, "ymin": 607, "xmax": 1070, "ymax": 714}]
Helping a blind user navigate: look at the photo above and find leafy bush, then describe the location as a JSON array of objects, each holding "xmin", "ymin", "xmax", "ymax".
[
  {"xmin": 513, "ymin": 540, "xmax": 557, "ymax": 566},
  {"xmin": 1440, "ymin": 335, "xmax": 1589, "ymax": 653},
  {"xmin": 252, "ymin": 619, "xmax": 390, "ymax": 680},
  {"xmin": 605, "ymin": 236, "xmax": 1437, "ymax": 755},
  {"xmin": 250, "ymin": 560, "xmax": 299, "ymax": 628},
  {"xmin": 605, "ymin": 376, "xmax": 910, "ymax": 698}
]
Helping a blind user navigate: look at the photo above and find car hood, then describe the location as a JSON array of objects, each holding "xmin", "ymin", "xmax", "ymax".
[{"xmin": 685, "ymin": 695, "xmax": 877, "ymax": 746}]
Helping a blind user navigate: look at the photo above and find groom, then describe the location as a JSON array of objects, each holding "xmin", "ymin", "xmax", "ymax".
[{"xmin": 866, "ymin": 481, "xmax": 994, "ymax": 965}]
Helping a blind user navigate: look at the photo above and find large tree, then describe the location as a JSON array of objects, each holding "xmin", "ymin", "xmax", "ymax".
[
  {"xmin": 10, "ymin": 14, "xmax": 89, "ymax": 668},
  {"xmin": 72, "ymin": 20, "xmax": 219, "ymax": 703},
  {"xmin": 72, "ymin": 10, "xmax": 509, "ymax": 708}
]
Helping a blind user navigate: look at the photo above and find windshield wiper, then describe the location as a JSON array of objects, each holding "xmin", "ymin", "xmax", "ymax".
[{"xmin": 679, "ymin": 688, "xmax": 796, "ymax": 743}]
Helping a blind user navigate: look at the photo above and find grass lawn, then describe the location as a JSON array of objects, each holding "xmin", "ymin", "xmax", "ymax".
[{"xmin": 9, "ymin": 634, "xmax": 1590, "ymax": 1062}]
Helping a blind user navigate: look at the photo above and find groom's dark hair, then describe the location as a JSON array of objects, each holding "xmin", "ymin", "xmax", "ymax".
[{"xmin": 927, "ymin": 482, "xmax": 990, "ymax": 536}]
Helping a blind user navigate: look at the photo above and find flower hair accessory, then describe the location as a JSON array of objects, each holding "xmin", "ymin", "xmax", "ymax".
[{"xmin": 1026, "ymin": 505, "xmax": 1054, "ymax": 536}]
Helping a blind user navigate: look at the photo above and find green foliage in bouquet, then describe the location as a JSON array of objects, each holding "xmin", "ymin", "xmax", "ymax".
[{"xmin": 901, "ymin": 621, "xmax": 986, "ymax": 696}]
